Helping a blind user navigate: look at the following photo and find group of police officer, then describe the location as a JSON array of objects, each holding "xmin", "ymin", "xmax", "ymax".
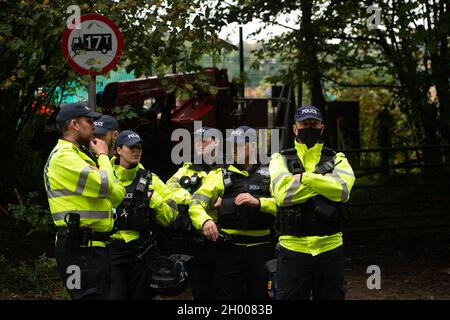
[{"xmin": 44, "ymin": 101, "xmax": 355, "ymax": 300}]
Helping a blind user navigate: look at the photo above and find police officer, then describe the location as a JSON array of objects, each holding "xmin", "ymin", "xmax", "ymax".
[
  {"xmin": 269, "ymin": 104, "xmax": 356, "ymax": 300},
  {"xmin": 166, "ymin": 126, "xmax": 221, "ymax": 300},
  {"xmin": 189, "ymin": 126, "xmax": 277, "ymax": 300},
  {"xmin": 109, "ymin": 130, "xmax": 178, "ymax": 300},
  {"xmin": 44, "ymin": 102, "xmax": 125, "ymax": 300},
  {"xmin": 167, "ymin": 126, "xmax": 221, "ymax": 205},
  {"xmin": 94, "ymin": 115, "xmax": 121, "ymax": 157}
]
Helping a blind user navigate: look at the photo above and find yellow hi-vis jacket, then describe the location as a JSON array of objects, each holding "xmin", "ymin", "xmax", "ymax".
[
  {"xmin": 269, "ymin": 140, "xmax": 355, "ymax": 256},
  {"xmin": 167, "ymin": 162, "xmax": 217, "ymax": 233},
  {"xmin": 111, "ymin": 158, "xmax": 179, "ymax": 243},
  {"xmin": 188, "ymin": 164, "xmax": 277, "ymax": 246},
  {"xmin": 44, "ymin": 139, "xmax": 125, "ymax": 247},
  {"xmin": 166, "ymin": 163, "xmax": 210, "ymax": 206}
]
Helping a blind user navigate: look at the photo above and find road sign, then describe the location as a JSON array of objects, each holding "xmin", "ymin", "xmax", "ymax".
[{"xmin": 61, "ymin": 14, "xmax": 123, "ymax": 76}]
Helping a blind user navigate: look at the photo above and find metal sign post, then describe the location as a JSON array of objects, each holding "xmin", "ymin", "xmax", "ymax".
[{"xmin": 88, "ymin": 76, "xmax": 96, "ymax": 111}]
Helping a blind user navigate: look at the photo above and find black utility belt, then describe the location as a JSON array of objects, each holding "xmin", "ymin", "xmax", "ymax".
[
  {"xmin": 222, "ymin": 233, "xmax": 273, "ymax": 244},
  {"xmin": 58, "ymin": 227, "xmax": 111, "ymax": 248}
]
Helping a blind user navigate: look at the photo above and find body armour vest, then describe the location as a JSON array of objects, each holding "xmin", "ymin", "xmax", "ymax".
[
  {"xmin": 276, "ymin": 146, "xmax": 343, "ymax": 237},
  {"xmin": 218, "ymin": 164, "xmax": 274, "ymax": 230},
  {"xmin": 115, "ymin": 169, "xmax": 156, "ymax": 232}
]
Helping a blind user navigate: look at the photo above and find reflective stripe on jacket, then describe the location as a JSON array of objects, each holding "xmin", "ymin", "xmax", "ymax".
[
  {"xmin": 44, "ymin": 139, "xmax": 125, "ymax": 247},
  {"xmin": 269, "ymin": 140, "xmax": 355, "ymax": 255}
]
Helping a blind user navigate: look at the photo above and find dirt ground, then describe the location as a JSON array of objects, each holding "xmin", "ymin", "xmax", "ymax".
[
  {"xmin": 156, "ymin": 239, "xmax": 450, "ymax": 300},
  {"xmin": 1, "ymin": 214, "xmax": 450, "ymax": 300},
  {"xmin": 343, "ymin": 242, "xmax": 450, "ymax": 300}
]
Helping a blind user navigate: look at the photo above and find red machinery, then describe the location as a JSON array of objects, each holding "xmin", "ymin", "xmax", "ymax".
[
  {"xmin": 101, "ymin": 68, "xmax": 237, "ymax": 133},
  {"xmin": 98, "ymin": 67, "xmax": 299, "ymax": 179},
  {"xmin": 99, "ymin": 68, "xmax": 240, "ymax": 179}
]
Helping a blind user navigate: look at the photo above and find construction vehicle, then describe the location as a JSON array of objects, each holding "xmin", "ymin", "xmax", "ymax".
[
  {"xmin": 98, "ymin": 67, "xmax": 296, "ymax": 180},
  {"xmin": 37, "ymin": 67, "xmax": 359, "ymax": 179}
]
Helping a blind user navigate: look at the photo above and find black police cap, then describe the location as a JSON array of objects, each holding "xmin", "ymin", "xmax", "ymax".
[
  {"xmin": 115, "ymin": 130, "xmax": 143, "ymax": 147},
  {"xmin": 94, "ymin": 115, "xmax": 120, "ymax": 135},
  {"xmin": 226, "ymin": 125, "xmax": 257, "ymax": 144},
  {"xmin": 56, "ymin": 102, "xmax": 102, "ymax": 122}
]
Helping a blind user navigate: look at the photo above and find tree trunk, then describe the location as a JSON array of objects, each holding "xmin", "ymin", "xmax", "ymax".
[
  {"xmin": 376, "ymin": 21, "xmax": 438, "ymax": 169},
  {"xmin": 432, "ymin": 2, "xmax": 450, "ymax": 142},
  {"xmin": 300, "ymin": 0, "xmax": 326, "ymax": 114}
]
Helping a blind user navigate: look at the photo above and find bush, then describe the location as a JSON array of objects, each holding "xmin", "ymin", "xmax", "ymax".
[
  {"xmin": 0, "ymin": 254, "xmax": 68, "ymax": 300},
  {"xmin": 8, "ymin": 191, "xmax": 54, "ymax": 235}
]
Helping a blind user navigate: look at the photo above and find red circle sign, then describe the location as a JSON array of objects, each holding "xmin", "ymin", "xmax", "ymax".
[{"xmin": 61, "ymin": 14, "xmax": 123, "ymax": 76}]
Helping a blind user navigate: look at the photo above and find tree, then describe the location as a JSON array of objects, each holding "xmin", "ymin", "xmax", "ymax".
[
  {"xmin": 0, "ymin": 0, "xmax": 230, "ymax": 199},
  {"xmin": 328, "ymin": 1, "xmax": 445, "ymax": 138},
  {"xmin": 330, "ymin": 0, "xmax": 449, "ymax": 164},
  {"xmin": 223, "ymin": 0, "xmax": 449, "ymax": 151},
  {"xmin": 224, "ymin": 0, "xmax": 343, "ymax": 114}
]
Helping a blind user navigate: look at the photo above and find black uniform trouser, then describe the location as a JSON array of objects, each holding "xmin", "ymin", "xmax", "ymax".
[
  {"xmin": 186, "ymin": 240, "xmax": 216, "ymax": 300},
  {"xmin": 55, "ymin": 234, "xmax": 111, "ymax": 300},
  {"xmin": 214, "ymin": 242, "xmax": 275, "ymax": 300},
  {"xmin": 276, "ymin": 245, "xmax": 346, "ymax": 300},
  {"xmin": 108, "ymin": 239, "xmax": 155, "ymax": 300}
]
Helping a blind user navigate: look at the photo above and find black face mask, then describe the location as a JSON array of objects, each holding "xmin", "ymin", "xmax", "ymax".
[{"xmin": 297, "ymin": 127, "xmax": 322, "ymax": 148}]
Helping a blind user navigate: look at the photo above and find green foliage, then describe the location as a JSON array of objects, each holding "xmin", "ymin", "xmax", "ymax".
[
  {"xmin": 0, "ymin": 254, "xmax": 68, "ymax": 300},
  {"xmin": 112, "ymin": 105, "xmax": 139, "ymax": 122},
  {"xmin": 223, "ymin": 0, "xmax": 450, "ymax": 150},
  {"xmin": 0, "ymin": 0, "xmax": 230, "ymax": 199},
  {"xmin": 0, "ymin": 0, "xmax": 230, "ymax": 130},
  {"xmin": 8, "ymin": 192, "xmax": 53, "ymax": 235}
]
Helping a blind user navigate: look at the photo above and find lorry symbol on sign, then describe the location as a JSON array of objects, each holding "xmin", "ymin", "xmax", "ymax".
[{"xmin": 71, "ymin": 33, "xmax": 112, "ymax": 54}]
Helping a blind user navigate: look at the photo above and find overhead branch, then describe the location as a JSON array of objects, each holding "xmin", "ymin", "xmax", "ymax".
[{"xmin": 323, "ymin": 75, "xmax": 400, "ymax": 89}]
